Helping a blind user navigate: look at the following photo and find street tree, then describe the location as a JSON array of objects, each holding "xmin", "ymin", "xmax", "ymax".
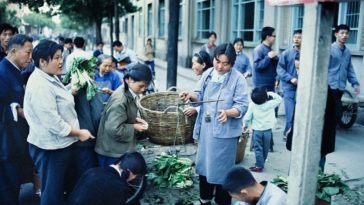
[
  {"xmin": 9, "ymin": 0, "xmax": 137, "ymax": 43},
  {"xmin": 23, "ymin": 13, "xmax": 55, "ymax": 34},
  {"xmin": 0, "ymin": 2, "xmax": 21, "ymax": 27}
]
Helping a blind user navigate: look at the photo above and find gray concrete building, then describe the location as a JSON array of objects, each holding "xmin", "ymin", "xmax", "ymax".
[{"xmin": 102, "ymin": 0, "xmax": 364, "ymax": 95}]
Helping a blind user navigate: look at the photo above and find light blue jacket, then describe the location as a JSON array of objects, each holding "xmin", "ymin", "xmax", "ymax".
[
  {"xmin": 193, "ymin": 67, "xmax": 249, "ymax": 139},
  {"xmin": 234, "ymin": 52, "xmax": 252, "ymax": 76},
  {"xmin": 277, "ymin": 47, "xmax": 299, "ymax": 92},
  {"xmin": 24, "ymin": 68, "xmax": 79, "ymax": 150},
  {"xmin": 328, "ymin": 42, "xmax": 359, "ymax": 90},
  {"xmin": 243, "ymin": 92, "xmax": 282, "ymax": 131}
]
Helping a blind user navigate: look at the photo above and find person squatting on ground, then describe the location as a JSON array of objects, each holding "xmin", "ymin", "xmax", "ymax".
[
  {"xmin": 0, "ymin": 34, "xmax": 34, "ymax": 205},
  {"xmin": 67, "ymin": 151, "xmax": 147, "ymax": 205},
  {"xmin": 24, "ymin": 40, "xmax": 94, "ymax": 205},
  {"xmin": 180, "ymin": 43, "xmax": 249, "ymax": 205},
  {"xmin": 95, "ymin": 64, "xmax": 152, "ymax": 167},
  {"xmin": 320, "ymin": 24, "xmax": 360, "ymax": 170},
  {"xmin": 243, "ymin": 87, "xmax": 282, "ymax": 173},
  {"xmin": 277, "ymin": 29, "xmax": 302, "ymax": 140},
  {"xmin": 222, "ymin": 166, "xmax": 287, "ymax": 205}
]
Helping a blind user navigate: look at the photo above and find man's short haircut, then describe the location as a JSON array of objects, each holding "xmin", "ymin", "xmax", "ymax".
[
  {"xmin": 58, "ymin": 36, "xmax": 65, "ymax": 42},
  {"xmin": 64, "ymin": 38, "xmax": 73, "ymax": 44},
  {"xmin": 223, "ymin": 166, "xmax": 257, "ymax": 193},
  {"xmin": 112, "ymin": 40, "xmax": 123, "ymax": 47},
  {"xmin": 251, "ymin": 87, "xmax": 268, "ymax": 105},
  {"xmin": 0, "ymin": 23, "xmax": 17, "ymax": 34},
  {"xmin": 214, "ymin": 43, "xmax": 237, "ymax": 67},
  {"xmin": 96, "ymin": 41, "xmax": 104, "ymax": 46},
  {"xmin": 118, "ymin": 152, "xmax": 147, "ymax": 175},
  {"xmin": 261, "ymin": 26, "xmax": 275, "ymax": 42},
  {"xmin": 209, "ymin": 31, "xmax": 217, "ymax": 39},
  {"xmin": 73, "ymin": 36, "xmax": 85, "ymax": 48},
  {"xmin": 32, "ymin": 39, "xmax": 63, "ymax": 68},
  {"xmin": 7, "ymin": 34, "xmax": 33, "ymax": 51},
  {"xmin": 335, "ymin": 24, "xmax": 350, "ymax": 33},
  {"xmin": 293, "ymin": 29, "xmax": 302, "ymax": 35},
  {"xmin": 233, "ymin": 38, "xmax": 244, "ymax": 47}
]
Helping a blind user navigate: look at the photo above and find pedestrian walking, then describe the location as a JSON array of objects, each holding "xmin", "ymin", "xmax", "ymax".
[
  {"xmin": 233, "ymin": 38, "xmax": 252, "ymax": 78},
  {"xmin": 93, "ymin": 41, "xmax": 104, "ymax": 58},
  {"xmin": 144, "ymin": 38, "xmax": 155, "ymax": 76},
  {"xmin": 277, "ymin": 29, "xmax": 302, "ymax": 140},
  {"xmin": 200, "ymin": 31, "xmax": 217, "ymax": 58}
]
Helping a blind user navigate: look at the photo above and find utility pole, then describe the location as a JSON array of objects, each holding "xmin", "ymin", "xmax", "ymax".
[
  {"xmin": 166, "ymin": 0, "xmax": 179, "ymax": 90},
  {"xmin": 287, "ymin": 2, "xmax": 336, "ymax": 205},
  {"xmin": 114, "ymin": 0, "xmax": 120, "ymax": 41}
]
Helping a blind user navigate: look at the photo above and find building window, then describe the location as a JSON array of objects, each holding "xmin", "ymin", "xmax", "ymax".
[
  {"xmin": 147, "ymin": 3, "xmax": 152, "ymax": 36},
  {"xmin": 158, "ymin": 0, "xmax": 165, "ymax": 37},
  {"xmin": 338, "ymin": 1, "xmax": 361, "ymax": 46},
  {"xmin": 139, "ymin": 11, "xmax": 143, "ymax": 37},
  {"xmin": 196, "ymin": 0, "xmax": 215, "ymax": 39},
  {"xmin": 231, "ymin": 0, "xmax": 264, "ymax": 42},
  {"xmin": 293, "ymin": 5, "xmax": 304, "ymax": 30},
  {"xmin": 124, "ymin": 18, "xmax": 128, "ymax": 33},
  {"xmin": 178, "ymin": 0, "xmax": 183, "ymax": 38}
]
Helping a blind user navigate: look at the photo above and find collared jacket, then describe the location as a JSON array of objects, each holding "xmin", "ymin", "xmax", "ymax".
[
  {"xmin": 233, "ymin": 52, "xmax": 252, "ymax": 76},
  {"xmin": 0, "ymin": 58, "xmax": 30, "ymax": 161},
  {"xmin": 328, "ymin": 42, "xmax": 359, "ymax": 90},
  {"xmin": 252, "ymin": 44, "xmax": 278, "ymax": 87},
  {"xmin": 95, "ymin": 86, "xmax": 138, "ymax": 158},
  {"xmin": 277, "ymin": 47, "xmax": 299, "ymax": 92},
  {"xmin": 24, "ymin": 68, "xmax": 79, "ymax": 150},
  {"xmin": 193, "ymin": 67, "xmax": 249, "ymax": 139}
]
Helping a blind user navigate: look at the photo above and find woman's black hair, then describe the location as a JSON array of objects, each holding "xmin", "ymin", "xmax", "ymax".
[
  {"xmin": 233, "ymin": 38, "xmax": 244, "ymax": 47},
  {"xmin": 123, "ymin": 64, "xmax": 153, "ymax": 91},
  {"xmin": 118, "ymin": 152, "xmax": 147, "ymax": 178},
  {"xmin": 32, "ymin": 39, "xmax": 63, "ymax": 68},
  {"xmin": 193, "ymin": 50, "xmax": 213, "ymax": 71},
  {"xmin": 213, "ymin": 43, "xmax": 237, "ymax": 67}
]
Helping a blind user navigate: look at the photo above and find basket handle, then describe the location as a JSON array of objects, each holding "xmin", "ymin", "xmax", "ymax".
[{"xmin": 163, "ymin": 105, "xmax": 184, "ymax": 113}]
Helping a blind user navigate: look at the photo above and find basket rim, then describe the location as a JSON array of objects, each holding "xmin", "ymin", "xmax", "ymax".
[{"xmin": 138, "ymin": 91, "xmax": 184, "ymax": 114}]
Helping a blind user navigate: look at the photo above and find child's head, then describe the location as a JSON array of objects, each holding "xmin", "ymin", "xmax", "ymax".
[
  {"xmin": 251, "ymin": 87, "xmax": 268, "ymax": 105},
  {"xmin": 222, "ymin": 166, "xmax": 258, "ymax": 203}
]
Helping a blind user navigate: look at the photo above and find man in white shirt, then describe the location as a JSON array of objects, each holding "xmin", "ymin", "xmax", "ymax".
[
  {"xmin": 64, "ymin": 36, "xmax": 91, "ymax": 75},
  {"xmin": 112, "ymin": 40, "xmax": 138, "ymax": 65}
]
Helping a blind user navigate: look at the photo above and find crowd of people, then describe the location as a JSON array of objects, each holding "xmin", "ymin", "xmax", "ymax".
[{"xmin": 0, "ymin": 20, "xmax": 361, "ymax": 205}]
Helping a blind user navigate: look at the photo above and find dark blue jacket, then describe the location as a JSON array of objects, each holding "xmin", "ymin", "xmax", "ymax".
[
  {"xmin": 277, "ymin": 47, "xmax": 299, "ymax": 92},
  {"xmin": 0, "ymin": 58, "xmax": 31, "ymax": 163},
  {"xmin": 252, "ymin": 44, "xmax": 278, "ymax": 88}
]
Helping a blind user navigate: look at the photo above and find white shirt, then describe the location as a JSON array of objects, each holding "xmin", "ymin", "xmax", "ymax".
[{"xmin": 114, "ymin": 48, "xmax": 138, "ymax": 64}]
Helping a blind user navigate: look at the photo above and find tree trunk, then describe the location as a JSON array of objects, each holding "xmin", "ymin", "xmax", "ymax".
[
  {"xmin": 95, "ymin": 17, "xmax": 102, "ymax": 44},
  {"xmin": 109, "ymin": 13, "xmax": 114, "ymax": 56},
  {"xmin": 166, "ymin": 0, "xmax": 179, "ymax": 90},
  {"xmin": 114, "ymin": 0, "xmax": 120, "ymax": 41}
]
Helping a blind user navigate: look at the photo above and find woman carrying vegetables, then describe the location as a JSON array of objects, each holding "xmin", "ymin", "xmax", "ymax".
[
  {"xmin": 95, "ymin": 54, "xmax": 122, "ymax": 103},
  {"xmin": 95, "ymin": 64, "xmax": 152, "ymax": 167}
]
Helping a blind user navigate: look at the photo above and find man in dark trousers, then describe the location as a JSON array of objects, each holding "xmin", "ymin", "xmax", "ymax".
[
  {"xmin": 0, "ymin": 34, "xmax": 34, "ymax": 205},
  {"xmin": 320, "ymin": 24, "xmax": 360, "ymax": 170},
  {"xmin": 67, "ymin": 152, "xmax": 147, "ymax": 205}
]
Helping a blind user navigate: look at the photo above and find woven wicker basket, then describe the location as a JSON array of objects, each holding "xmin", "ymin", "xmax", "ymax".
[{"xmin": 138, "ymin": 92, "xmax": 195, "ymax": 145}]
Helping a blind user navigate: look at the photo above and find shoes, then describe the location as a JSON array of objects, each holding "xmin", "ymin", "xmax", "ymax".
[
  {"xmin": 269, "ymin": 146, "xmax": 274, "ymax": 152},
  {"xmin": 249, "ymin": 166, "xmax": 263, "ymax": 173},
  {"xmin": 283, "ymin": 136, "xmax": 287, "ymax": 141}
]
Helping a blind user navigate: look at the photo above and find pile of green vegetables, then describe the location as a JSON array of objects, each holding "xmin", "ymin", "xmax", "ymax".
[
  {"xmin": 272, "ymin": 172, "xmax": 360, "ymax": 203},
  {"xmin": 147, "ymin": 152, "xmax": 193, "ymax": 189},
  {"xmin": 63, "ymin": 57, "xmax": 99, "ymax": 100}
]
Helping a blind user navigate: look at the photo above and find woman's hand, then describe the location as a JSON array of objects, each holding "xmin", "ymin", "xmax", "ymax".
[
  {"xmin": 179, "ymin": 91, "xmax": 197, "ymax": 102},
  {"xmin": 101, "ymin": 87, "xmax": 113, "ymax": 94},
  {"xmin": 218, "ymin": 109, "xmax": 228, "ymax": 123},
  {"xmin": 134, "ymin": 123, "xmax": 148, "ymax": 132},
  {"xmin": 136, "ymin": 118, "xmax": 148, "ymax": 128},
  {"xmin": 183, "ymin": 107, "xmax": 197, "ymax": 116},
  {"xmin": 77, "ymin": 129, "xmax": 95, "ymax": 141}
]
